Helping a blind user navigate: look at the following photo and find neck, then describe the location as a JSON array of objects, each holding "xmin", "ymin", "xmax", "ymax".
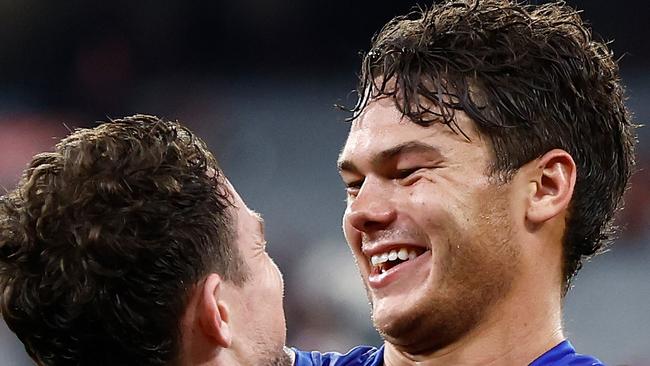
[
  {"xmin": 383, "ymin": 280, "xmax": 564, "ymax": 366},
  {"xmin": 180, "ymin": 347, "xmax": 241, "ymax": 366}
]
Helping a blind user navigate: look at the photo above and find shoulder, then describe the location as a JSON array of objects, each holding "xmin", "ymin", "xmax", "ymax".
[
  {"xmin": 530, "ymin": 340, "xmax": 606, "ymax": 366},
  {"xmin": 292, "ymin": 345, "xmax": 383, "ymax": 366}
]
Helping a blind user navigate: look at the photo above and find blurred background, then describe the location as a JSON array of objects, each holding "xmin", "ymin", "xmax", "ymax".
[{"xmin": 0, "ymin": 0, "xmax": 648, "ymax": 364}]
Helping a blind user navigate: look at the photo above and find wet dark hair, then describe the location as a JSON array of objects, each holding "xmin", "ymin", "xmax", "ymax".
[
  {"xmin": 347, "ymin": 0, "xmax": 637, "ymax": 291},
  {"xmin": 0, "ymin": 115, "xmax": 247, "ymax": 365}
]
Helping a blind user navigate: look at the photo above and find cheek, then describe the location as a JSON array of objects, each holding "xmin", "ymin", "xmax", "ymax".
[
  {"xmin": 266, "ymin": 259, "xmax": 284, "ymax": 294},
  {"xmin": 406, "ymin": 185, "xmax": 474, "ymax": 253},
  {"xmin": 273, "ymin": 264, "xmax": 285, "ymax": 294},
  {"xmin": 405, "ymin": 186, "xmax": 450, "ymax": 224},
  {"xmin": 250, "ymin": 256, "xmax": 284, "ymax": 301},
  {"xmin": 342, "ymin": 210, "xmax": 360, "ymax": 247},
  {"xmin": 412, "ymin": 176, "xmax": 483, "ymax": 217}
]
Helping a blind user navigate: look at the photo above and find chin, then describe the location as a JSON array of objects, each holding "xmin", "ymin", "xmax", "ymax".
[
  {"xmin": 371, "ymin": 293, "xmax": 480, "ymax": 353},
  {"xmin": 251, "ymin": 338, "xmax": 292, "ymax": 366},
  {"xmin": 372, "ymin": 300, "xmax": 423, "ymax": 341}
]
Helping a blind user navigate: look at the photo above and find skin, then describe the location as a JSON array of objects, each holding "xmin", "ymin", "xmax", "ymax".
[
  {"xmin": 338, "ymin": 97, "xmax": 575, "ymax": 365},
  {"xmin": 180, "ymin": 179, "xmax": 292, "ymax": 366}
]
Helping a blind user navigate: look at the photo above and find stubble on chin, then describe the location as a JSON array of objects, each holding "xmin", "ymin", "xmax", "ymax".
[
  {"xmin": 264, "ymin": 349, "xmax": 293, "ymax": 366},
  {"xmin": 257, "ymin": 345, "xmax": 294, "ymax": 366}
]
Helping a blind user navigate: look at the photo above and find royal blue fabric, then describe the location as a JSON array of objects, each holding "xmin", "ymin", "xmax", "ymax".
[
  {"xmin": 293, "ymin": 345, "xmax": 383, "ymax": 366},
  {"xmin": 529, "ymin": 340, "xmax": 605, "ymax": 366},
  {"xmin": 293, "ymin": 340, "xmax": 604, "ymax": 365}
]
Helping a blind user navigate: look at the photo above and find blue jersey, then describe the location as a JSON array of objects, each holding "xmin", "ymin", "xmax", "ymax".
[
  {"xmin": 293, "ymin": 340, "xmax": 604, "ymax": 366},
  {"xmin": 293, "ymin": 345, "xmax": 382, "ymax": 366},
  {"xmin": 529, "ymin": 341, "xmax": 605, "ymax": 366}
]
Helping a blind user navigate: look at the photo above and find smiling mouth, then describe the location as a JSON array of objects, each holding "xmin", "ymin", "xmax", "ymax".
[{"xmin": 369, "ymin": 247, "xmax": 428, "ymax": 275}]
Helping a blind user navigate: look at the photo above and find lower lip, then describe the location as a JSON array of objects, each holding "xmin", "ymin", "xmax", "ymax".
[{"xmin": 367, "ymin": 251, "xmax": 431, "ymax": 289}]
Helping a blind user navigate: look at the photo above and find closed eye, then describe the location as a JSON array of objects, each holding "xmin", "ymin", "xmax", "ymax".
[
  {"xmin": 344, "ymin": 179, "xmax": 364, "ymax": 196},
  {"xmin": 396, "ymin": 168, "xmax": 419, "ymax": 179},
  {"xmin": 396, "ymin": 167, "xmax": 431, "ymax": 185}
]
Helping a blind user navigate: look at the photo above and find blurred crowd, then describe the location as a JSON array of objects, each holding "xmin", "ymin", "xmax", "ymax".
[{"xmin": 0, "ymin": 1, "xmax": 648, "ymax": 365}]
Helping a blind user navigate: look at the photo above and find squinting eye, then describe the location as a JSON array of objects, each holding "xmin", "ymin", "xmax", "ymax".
[
  {"xmin": 344, "ymin": 180, "xmax": 363, "ymax": 189},
  {"xmin": 344, "ymin": 181, "xmax": 362, "ymax": 197},
  {"xmin": 396, "ymin": 168, "xmax": 419, "ymax": 179}
]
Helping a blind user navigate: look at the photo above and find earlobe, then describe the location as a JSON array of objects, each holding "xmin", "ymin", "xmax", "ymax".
[
  {"xmin": 526, "ymin": 149, "xmax": 576, "ymax": 224},
  {"xmin": 198, "ymin": 273, "xmax": 233, "ymax": 348}
]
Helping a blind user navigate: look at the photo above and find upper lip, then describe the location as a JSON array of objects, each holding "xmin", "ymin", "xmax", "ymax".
[{"xmin": 361, "ymin": 241, "xmax": 429, "ymax": 258}]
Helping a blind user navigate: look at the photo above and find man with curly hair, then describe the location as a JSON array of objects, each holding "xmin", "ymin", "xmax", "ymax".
[
  {"xmin": 294, "ymin": 0, "xmax": 636, "ymax": 365},
  {"xmin": 0, "ymin": 115, "xmax": 291, "ymax": 366}
]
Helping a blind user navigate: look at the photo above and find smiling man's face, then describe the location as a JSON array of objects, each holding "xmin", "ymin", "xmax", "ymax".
[{"xmin": 338, "ymin": 97, "xmax": 522, "ymax": 353}]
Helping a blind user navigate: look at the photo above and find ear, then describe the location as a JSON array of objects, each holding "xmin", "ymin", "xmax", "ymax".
[
  {"xmin": 525, "ymin": 149, "xmax": 576, "ymax": 224},
  {"xmin": 198, "ymin": 273, "xmax": 232, "ymax": 348}
]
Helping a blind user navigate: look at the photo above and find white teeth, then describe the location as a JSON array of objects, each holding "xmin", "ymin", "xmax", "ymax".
[
  {"xmin": 371, "ymin": 256, "xmax": 380, "ymax": 266},
  {"xmin": 388, "ymin": 250, "xmax": 398, "ymax": 261},
  {"xmin": 370, "ymin": 253, "xmax": 389, "ymax": 266},
  {"xmin": 369, "ymin": 247, "xmax": 422, "ymax": 268}
]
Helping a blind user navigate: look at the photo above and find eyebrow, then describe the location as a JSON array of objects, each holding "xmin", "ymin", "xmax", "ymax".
[{"xmin": 337, "ymin": 141, "xmax": 441, "ymax": 174}]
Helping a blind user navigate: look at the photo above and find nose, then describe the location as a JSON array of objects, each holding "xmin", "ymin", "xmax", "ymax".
[{"xmin": 345, "ymin": 177, "xmax": 396, "ymax": 233}]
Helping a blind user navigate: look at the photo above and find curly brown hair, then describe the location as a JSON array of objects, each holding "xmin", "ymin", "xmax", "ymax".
[
  {"xmin": 0, "ymin": 115, "xmax": 247, "ymax": 365},
  {"xmin": 346, "ymin": 0, "xmax": 637, "ymax": 292}
]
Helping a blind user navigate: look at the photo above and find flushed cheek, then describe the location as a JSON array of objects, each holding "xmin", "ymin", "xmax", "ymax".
[
  {"xmin": 408, "ymin": 184, "xmax": 474, "ymax": 234},
  {"xmin": 256, "ymin": 259, "xmax": 284, "ymax": 303},
  {"xmin": 343, "ymin": 215, "xmax": 363, "ymax": 251},
  {"xmin": 269, "ymin": 265, "xmax": 285, "ymax": 300}
]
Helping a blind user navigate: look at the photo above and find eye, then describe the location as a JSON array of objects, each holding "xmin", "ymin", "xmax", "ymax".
[
  {"xmin": 395, "ymin": 167, "xmax": 425, "ymax": 185},
  {"xmin": 344, "ymin": 180, "xmax": 363, "ymax": 197},
  {"xmin": 396, "ymin": 168, "xmax": 419, "ymax": 179}
]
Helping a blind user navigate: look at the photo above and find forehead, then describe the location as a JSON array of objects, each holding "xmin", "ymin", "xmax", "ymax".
[{"xmin": 340, "ymin": 98, "xmax": 482, "ymax": 162}]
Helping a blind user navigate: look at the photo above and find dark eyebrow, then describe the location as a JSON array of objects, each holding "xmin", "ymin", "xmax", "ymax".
[
  {"xmin": 376, "ymin": 141, "xmax": 440, "ymax": 164},
  {"xmin": 338, "ymin": 141, "xmax": 440, "ymax": 174}
]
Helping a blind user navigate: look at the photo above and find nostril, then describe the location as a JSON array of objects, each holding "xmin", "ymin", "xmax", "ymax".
[{"xmin": 362, "ymin": 219, "xmax": 390, "ymax": 232}]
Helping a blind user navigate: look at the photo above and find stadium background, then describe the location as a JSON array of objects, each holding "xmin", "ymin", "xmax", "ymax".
[{"xmin": 0, "ymin": 1, "xmax": 648, "ymax": 364}]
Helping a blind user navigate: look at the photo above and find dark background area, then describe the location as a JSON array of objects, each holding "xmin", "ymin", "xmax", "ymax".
[
  {"xmin": 0, "ymin": 1, "xmax": 647, "ymax": 118},
  {"xmin": 1, "ymin": 1, "xmax": 648, "ymax": 365}
]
